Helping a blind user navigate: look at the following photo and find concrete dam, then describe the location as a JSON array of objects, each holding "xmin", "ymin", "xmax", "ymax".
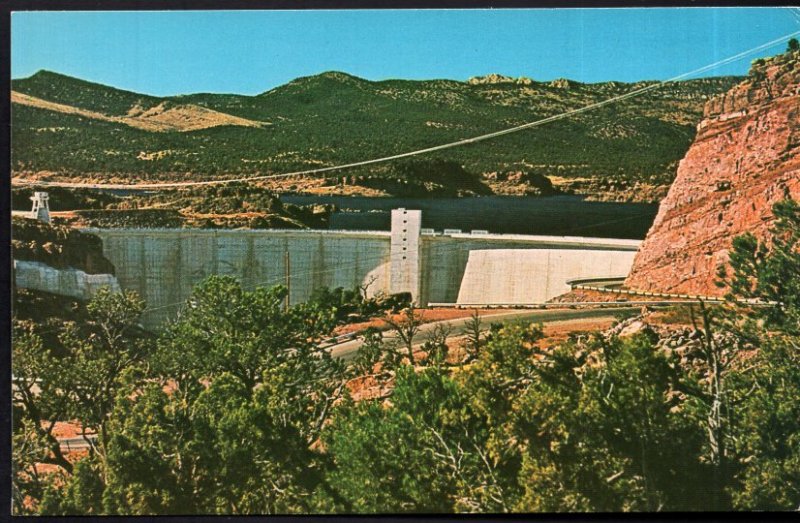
[{"xmin": 86, "ymin": 209, "xmax": 640, "ymax": 327}]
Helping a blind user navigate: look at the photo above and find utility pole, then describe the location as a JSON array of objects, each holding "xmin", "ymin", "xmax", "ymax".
[{"xmin": 284, "ymin": 250, "xmax": 291, "ymax": 311}]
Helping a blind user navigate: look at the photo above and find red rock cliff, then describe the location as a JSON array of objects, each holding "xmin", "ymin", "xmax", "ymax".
[{"xmin": 625, "ymin": 51, "xmax": 800, "ymax": 296}]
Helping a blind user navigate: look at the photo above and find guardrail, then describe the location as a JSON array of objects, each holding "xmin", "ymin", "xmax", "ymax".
[
  {"xmin": 571, "ymin": 283, "xmax": 727, "ymax": 302},
  {"xmin": 565, "ymin": 277, "xmax": 777, "ymax": 306},
  {"xmin": 564, "ymin": 276, "xmax": 629, "ymax": 286},
  {"xmin": 428, "ymin": 301, "xmax": 682, "ymax": 308},
  {"xmin": 82, "ymin": 227, "xmax": 393, "ymax": 236}
]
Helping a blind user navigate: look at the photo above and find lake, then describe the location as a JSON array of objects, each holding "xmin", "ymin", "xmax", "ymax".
[{"xmin": 279, "ymin": 195, "xmax": 658, "ymax": 239}]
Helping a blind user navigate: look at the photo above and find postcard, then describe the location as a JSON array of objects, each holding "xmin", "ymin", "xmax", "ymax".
[{"xmin": 9, "ymin": 5, "xmax": 800, "ymax": 515}]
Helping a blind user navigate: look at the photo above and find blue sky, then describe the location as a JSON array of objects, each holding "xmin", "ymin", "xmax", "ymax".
[{"xmin": 11, "ymin": 8, "xmax": 800, "ymax": 96}]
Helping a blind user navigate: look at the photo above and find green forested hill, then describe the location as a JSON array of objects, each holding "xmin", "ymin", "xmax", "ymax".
[
  {"xmin": 13, "ymin": 70, "xmax": 163, "ymax": 116},
  {"xmin": 11, "ymin": 70, "xmax": 741, "ymax": 197}
]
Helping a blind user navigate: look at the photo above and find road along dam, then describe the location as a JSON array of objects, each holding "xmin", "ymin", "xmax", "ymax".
[{"xmin": 85, "ymin": 209, "xmax": 640, "ymax": 328}]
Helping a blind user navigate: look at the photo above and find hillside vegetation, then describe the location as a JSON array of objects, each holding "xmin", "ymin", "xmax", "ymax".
[
  {"xmin": 11, "ymin": 91, "xmax": 267, "ymax": 132},
  {"xmin": 11, "ymin": 184, "xmax": 333, "ymax": 230},
  {"xmin": 12, "ymin": 70, "xmax": 740, "ymax": 201}
]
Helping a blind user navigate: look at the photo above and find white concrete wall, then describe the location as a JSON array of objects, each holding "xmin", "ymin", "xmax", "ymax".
[
  {"xmin": 456, "ymin": 248, "xmax": 638, "ymax": 304},
  {"xmin": 418, "ymin": 234, "xmax": 640, "ymax": 305},
  {"xmin": 14, "ymin": 260, "xmax": 121, "ymax": 300},
  {"xmin": 90, "ymin": 229, "xmax": 392, "ymax": 328}
]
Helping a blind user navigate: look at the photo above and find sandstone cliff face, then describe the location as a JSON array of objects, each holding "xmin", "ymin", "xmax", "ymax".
[{"xmin": 625, "ymin": 51, "xmax": 800, "ymax": 296}]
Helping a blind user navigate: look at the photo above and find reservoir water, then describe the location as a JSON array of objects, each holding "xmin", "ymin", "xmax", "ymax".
[{"xmin": 280, "ymin": 195, "xmax": 658, "ymax": 239}]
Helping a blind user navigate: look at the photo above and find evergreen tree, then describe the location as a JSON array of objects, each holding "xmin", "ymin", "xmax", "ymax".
[{"xmin": 716, "ymin": 199, "xmax": 800, "ymax": 510}]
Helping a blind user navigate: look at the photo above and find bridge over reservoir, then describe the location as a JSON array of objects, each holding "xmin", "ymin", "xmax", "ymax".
[{"xmin": 86, "ymin": 209, "xmax": 640, "ymax": 328}]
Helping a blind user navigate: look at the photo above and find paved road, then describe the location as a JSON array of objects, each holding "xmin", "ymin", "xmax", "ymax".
[{"xmin": 329, "ymin": 306, "xmax": 640, "ymax": 360}]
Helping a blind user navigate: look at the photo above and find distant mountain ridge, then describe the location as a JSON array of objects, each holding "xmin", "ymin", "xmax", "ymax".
[{"xmin": 11, "ymin": 69, "xmax": 742, "ymax": 201}]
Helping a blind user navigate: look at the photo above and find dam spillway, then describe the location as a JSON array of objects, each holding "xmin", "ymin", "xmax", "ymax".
[{"xmin": 85, "ymin": 209, "xmax": 641, "ymax": 328}]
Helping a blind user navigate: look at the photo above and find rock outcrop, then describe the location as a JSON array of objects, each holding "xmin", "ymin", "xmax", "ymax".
[
  {"xmin": 625, "ymin": 51, "xmax": 800, "ymax": 296},
  {"xmin": 549, "ymin": 78, "xmax": 578, "ymax": 89},
  {"xmin": 12, "ymin": 216, "xmax": 120, "ymax": 301},
  {"xmin": 12, "ymin": 216, "xmax": 115, "ymax": 275},
  {"xmin": 467, "ymin": 73, "xmax": 534, "ymax": 85}
]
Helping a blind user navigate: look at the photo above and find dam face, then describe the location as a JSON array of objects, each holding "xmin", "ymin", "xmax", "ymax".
[
  {"xmin": 86, "ymin": 209, "xmax": 641, "ymax": 328},
  {"xmin": 91, "ymin": 228, "xmax": 391, "ymax": 327}
]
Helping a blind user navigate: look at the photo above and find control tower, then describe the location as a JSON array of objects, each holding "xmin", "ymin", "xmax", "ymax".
[{"xmin": 29, "ymin": 191, "xmax": 51, "ymax": 223}]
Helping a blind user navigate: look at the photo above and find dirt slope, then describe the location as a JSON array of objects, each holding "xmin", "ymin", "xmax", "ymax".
[{"xmin": 11, "ymin": 90, "xmax": 268, "ymax": 132}]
